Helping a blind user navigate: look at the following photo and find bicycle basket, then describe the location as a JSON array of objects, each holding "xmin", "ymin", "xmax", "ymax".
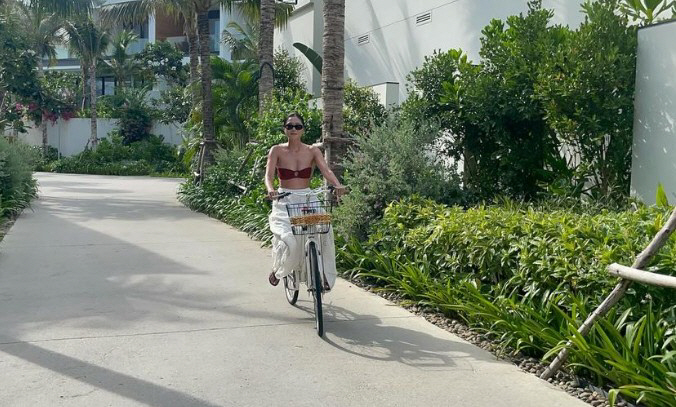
[{"xmin": 286, "ymin": 200, "xmax": 333, "ymax": 235}]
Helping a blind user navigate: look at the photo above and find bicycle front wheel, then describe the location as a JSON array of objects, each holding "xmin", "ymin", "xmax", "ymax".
[{"xmin": 309, "ymin": 242, "xmax": 323, "ymax": 337}]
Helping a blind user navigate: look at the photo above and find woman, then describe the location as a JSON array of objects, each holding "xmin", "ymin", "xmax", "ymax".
[{"xmin": 264, "ymin": 112, "xmax": 346, "ymax": 288}]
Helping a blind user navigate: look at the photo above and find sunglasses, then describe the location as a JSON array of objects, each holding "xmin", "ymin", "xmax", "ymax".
[{"xmin": 284, "ymin": 124, "xmax": 304, "ymax": 130}]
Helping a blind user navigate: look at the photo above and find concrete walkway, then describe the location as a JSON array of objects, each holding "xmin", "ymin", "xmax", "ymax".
[{"xmin": 0, "ymin": 173, "xmax": 586, "ymax": 407}]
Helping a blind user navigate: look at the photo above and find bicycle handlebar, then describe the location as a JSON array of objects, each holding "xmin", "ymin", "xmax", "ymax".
[{"xmin": 271, "ymin": 185, "xmax": 336, "ymax": 201}]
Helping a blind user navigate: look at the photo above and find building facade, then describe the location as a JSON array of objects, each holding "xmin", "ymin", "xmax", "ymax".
[{"xmin": 275, "ymin": 0, "xmax": 588, "ymax": 105}]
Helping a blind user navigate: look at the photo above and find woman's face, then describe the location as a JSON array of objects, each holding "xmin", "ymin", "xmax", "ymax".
[{"xmin": 284, "ymin": 117, "xmax": 305, "ymax": 139}]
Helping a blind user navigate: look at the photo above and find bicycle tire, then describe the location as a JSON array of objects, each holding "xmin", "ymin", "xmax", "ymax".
[
  {"xmin": 309, "ymin": 242, "xmax": 323, "ymax": 337},
  {"xmin": 283, "ymin": 272, "xmax": 299, "ymax": 305}
]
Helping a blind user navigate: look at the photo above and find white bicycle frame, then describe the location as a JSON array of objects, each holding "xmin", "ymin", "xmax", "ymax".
[{"xmin": 277, "ymin": 187, "xmax": 331, "ymax": 293}]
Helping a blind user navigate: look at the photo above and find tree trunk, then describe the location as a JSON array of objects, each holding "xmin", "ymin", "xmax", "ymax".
[
  {"xmin": 81, "ymin": 66, "xmax": 88, "ymax": 109},
  {"xmin": 185, "ymin": 15, "xmax": 200, "ymax": 105},
  {"xmin": 37, "ymin": 58, "xmax": 49, "ymax": 157},
  {"xmin": 258, "ymin": 0, "xmax": 275, "ymax": 114},
  {"xmin": 322, "ymin": 0, "xmax": 346, "ymax": 181},
  {"xmin": 89, "ymin": 61, "xmax": 98, "ymax": 149},
  {"xmin": 196, "ymin": 9, "xmax": 215, "ymax": 176}
]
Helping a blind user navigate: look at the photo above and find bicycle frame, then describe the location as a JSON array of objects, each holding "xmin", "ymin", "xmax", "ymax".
[{"xmin": 275, "ymin": 186, "xmax": 333, "ymax": 336}]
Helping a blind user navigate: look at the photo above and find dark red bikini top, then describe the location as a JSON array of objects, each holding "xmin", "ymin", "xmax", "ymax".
[{"xmin": 277, "ymin": 167, "xmax": 312, "ymax": 180}]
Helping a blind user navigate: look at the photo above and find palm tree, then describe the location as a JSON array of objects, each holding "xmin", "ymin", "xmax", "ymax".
[
  {"xmin": 321, "ymin": 0, "xmax": 346, "ymax": 180},
  {"xmin": 13, "ymin": 0, "xmax": 64, "ymax": 156},
  {"xmin": 107, "ymin": 29, "xmax": 139, "ymax": 90},
  {"xmin": 221, "ymin": 20, "xmax": 258, "ymax": 60},
  {"xmin": 102, "ymin": 0, "xmax": 292, "ymax": 177},
  {"xmin": 64, "ymin": 18, "xmax": 111, "ymax": 149},
  {"xmin": 211, "ymin": 56, "xmax": 258, "ymax": 148}
]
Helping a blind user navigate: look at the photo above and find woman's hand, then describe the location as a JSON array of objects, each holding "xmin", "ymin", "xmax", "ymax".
[
  {"xmin": 267, "ymin": 190, "xmax": 278, "ymax": 201},
  {"xmin": 333, "ymin": 185, "xmax": 348, "ymax": 201}
]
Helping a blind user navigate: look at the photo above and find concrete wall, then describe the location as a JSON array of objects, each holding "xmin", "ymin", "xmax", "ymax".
[
  {"xmin": 13, "ymin": 119, "xmax": 184, "ymax": 157},
  {"xmin": 276, "ymin": 0, "xmax": 588, "ymax": 102},
  {"xmin": 630, "ymin": 20, "xmax": 676, "ymax": 205}
]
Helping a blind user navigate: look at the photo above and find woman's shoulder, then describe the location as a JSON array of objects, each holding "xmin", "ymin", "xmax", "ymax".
[{"xmin": 270, "ymin": 143, "xmax": 287, "ymax": 152}]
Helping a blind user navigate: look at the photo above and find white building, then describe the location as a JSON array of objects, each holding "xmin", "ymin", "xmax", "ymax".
[
  {"xmin": 275, "ymin": 0, "xmax": 588, "ymax": 105},
  {"xmin": 50, "ymin": 0, "xmax": 246, "ymax": 95}
]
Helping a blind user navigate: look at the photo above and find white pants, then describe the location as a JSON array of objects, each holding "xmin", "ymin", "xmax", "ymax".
[{"xmin": 269, "ymin": 188, "xmax": 337, "ymax": 288}]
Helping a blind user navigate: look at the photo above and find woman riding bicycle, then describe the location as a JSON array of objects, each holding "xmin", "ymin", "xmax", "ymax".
[{"xmin": 264, "ymin": 112, "xmax": 346, "ymax": 288}]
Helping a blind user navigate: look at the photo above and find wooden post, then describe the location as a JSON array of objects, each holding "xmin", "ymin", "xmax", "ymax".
[
  {"xmin": 607, "ymin": 263, "xmax": 676, "ymax": 288},
  {"xmin": 540, "ymin": 207, "xmax": 676, "ymax": 379}
]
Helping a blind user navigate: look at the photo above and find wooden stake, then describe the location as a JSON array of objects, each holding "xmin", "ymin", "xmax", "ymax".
[{"xmin": 540, "ymin": 207, "xmax": 676, "ymax": 379}]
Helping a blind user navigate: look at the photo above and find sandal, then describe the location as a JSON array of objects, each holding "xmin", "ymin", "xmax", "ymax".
[{"xmin": 268, "ymin": 271, "xmax": 280, "ymax": 286}]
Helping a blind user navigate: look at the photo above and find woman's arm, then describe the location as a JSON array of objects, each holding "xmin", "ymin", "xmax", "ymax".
[
  {"xmin": 264, "ymin": 146, "xmax": 279, "ymax": 199},
  {"xmin": 311, "ymin": 146, "xmax": 346, "ymax": 193}
]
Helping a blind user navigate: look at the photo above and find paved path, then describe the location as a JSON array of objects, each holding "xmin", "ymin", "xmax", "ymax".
[{"xmin": 0, "ymin": 173, "xmax": 586, "ymax": 407}]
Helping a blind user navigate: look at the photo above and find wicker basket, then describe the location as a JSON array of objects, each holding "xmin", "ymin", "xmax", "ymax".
[{"xmin": 286, "ymin": 200, "xmax": 332, "ymax": 235}]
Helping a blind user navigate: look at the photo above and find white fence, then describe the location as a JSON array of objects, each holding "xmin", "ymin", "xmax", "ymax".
[{"xmin": 11, "ymin": 118, "xmax": 184, "ymax": 157}]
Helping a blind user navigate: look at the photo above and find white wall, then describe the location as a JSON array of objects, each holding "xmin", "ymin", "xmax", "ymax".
[
  {"xmin": 275, "ymin": 0, "xmax": 323, "ymax": 96},
  {"xmin": 13, "ymin": 119, "xmax": 184, "ymax": 157},
  {"xmin": 630, "ymin": 21, "xmax": 676, "ymax": 205},
  {"xmin": 277, "ymin": 0, "xmax": 588, "ymax": 102}
]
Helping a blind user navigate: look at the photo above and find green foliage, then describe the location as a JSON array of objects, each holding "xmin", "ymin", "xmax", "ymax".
[
  {"xmin": 273, "ymin": 47, "xmax": 307, "ymax": 95},
  {"xmin": 40, "ymin": 71, "xmax": 80, "ymax": 120},
  {"xmin": 656, "ymin": 183, "xmax": 670, "ymax": 208},
  {"xmin": 403, "ymin": 0, "xmax": 638, "ymax": 204},
  {"xmin": 343, "ymin": 79, "xmax": 387, "ymax": 137},
  {"xmin": 338, "ymin": 198, "xmax": 676, "ymax": 406},
  {"xmin": 0, "ymin": 12, "xmax": 42, "ymax": 131},
  {"xmin": 334, "ymin": 117, "xmax": 464, "ymax": 240},
  {"xmin": 619, "ymin": 0, "xmax": 675, "ymax": 24},
  {"xmin": 211, "ymin": 56, "xmax": 259, "ymax": 149},
  {"xmin": 96, "ymin": 87, "xmax": 158, "ymax": 144},
  {"xmin": 537, "ymin": 0, "xmax": 637, "ymax": 201},
  {"xmin": 0, "ymin": 138, "xmax": 37, "ymax": 218},
  {"xmin": 48, "ymin": 135, "xmax": 186, "ymax": 176},
  {"xmin": 155, "ymin": 86, "xmax": 191, "ymax": 124},
  {"xmin": 253, "ymin": 89, "xmax": 323, "ymax": 148},
  {"xmin": 134, "ymin": 41, "xmax": 187, "ymax": 86},
  {"xmin": 292, "ymin": 42, "xmax": 322, "ymax": 74}
]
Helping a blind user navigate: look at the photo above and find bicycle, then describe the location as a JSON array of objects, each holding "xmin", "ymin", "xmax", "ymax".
[{"xmin": 272, "ymin": 186, "xmax": 335, "ymax": 337}]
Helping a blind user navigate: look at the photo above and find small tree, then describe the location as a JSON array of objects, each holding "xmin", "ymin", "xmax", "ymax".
[{"xmin": 537, "ymin": 0, "xmax": 637, "ymax": 200}]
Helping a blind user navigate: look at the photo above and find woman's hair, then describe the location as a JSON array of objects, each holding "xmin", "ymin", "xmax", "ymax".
[{"xmin": 283, "ymin": 112, "xmax": 305, "ymax": 126}]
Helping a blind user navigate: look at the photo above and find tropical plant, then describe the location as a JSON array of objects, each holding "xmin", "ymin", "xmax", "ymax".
[
  {"xmin": 106, "ymin": 29, "xmax": 139, "ymax": 90},
  {"xmin": 619, "ymin": 0, "xmax": 675, "ymax": 24},
  {"xmin": 0, "ymin": 9, "xmax": 42, "ymax": 133},
  {"xmin": 63, "ymin": 16, "xmax": 111, "ymax": 149},
  {"xmin": 211, "ymin": 56, "xmax": 259, "ymax": 149},
  {"xmin": 222, "ymin": 20, "xmax": 258, "ymax": 60},
  {"xmin": 292, "ymin": 42, "xmax": 322, "ymax": 74},
  {"xmin": 0, "ymin": 138, "xmax": 38, "ymax": 218},
  {"xmin": 134, "ymin": 40, "xmax": 187, "ymax": 86},
  {"xmin": 12, "ymin": 0, "xmax": 65, "ymax": 155}
]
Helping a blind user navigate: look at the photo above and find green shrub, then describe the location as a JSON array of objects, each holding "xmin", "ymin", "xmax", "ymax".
[
  {"xmin": 48, "ymin": 135, "xmax": 185, "ymax": 176},
  {"xmin": 0, "ymin": 139, "xmax": 37, "ymax": 218},
  {"xmin": 334, "ymin": 117, "xmax": 464, "ymax": 240},
  {"xmin": 337, "ymin": 198, "xmax": 676, "ymax": 406},
  {"xmin": 343, "ymin": 79, "xmax": 387, "ymax": 137}
]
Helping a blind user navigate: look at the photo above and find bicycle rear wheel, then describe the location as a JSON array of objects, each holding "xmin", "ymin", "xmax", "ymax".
[
  {"xmin": 283, "ymin": 271, "xmax": 299, "ymax": 305},
  {"xmin": 309, "ymin": 242, "xmax": 323, "ymax": 337}
]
